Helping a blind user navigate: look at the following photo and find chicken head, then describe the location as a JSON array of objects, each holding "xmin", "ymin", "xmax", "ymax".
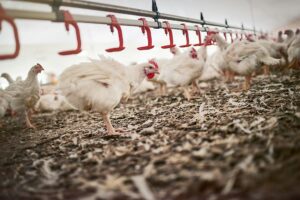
[
  {"xmin": 33, "ymin": 63, "xmax": 44, "ymax": 74},
  {"xmin": 144, "ymin": 60, "xmax": 160, "ymax": 79},
  {"xmin": 189, "ymin": 47, "xmax": 198, "ymax": 59}
]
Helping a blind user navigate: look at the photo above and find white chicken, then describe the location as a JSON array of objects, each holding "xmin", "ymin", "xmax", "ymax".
[
  {"xmin": 198, "ymin": 45, "xmax": 223, "ymax": 82},
  {"xmin": 287, "ymin": 34, "xmax": 300, "ymax": 69},
  {"xmin": 146, "ymin": 47, "xmax": 183, "ymax": 95},
  {"xmin": 58, "ymin": 56, "xmax": 159, "ymax": 135},
  {"xmin": 224, "ymin": 41, "xmax": 281, "ymax": 90},
  {"xmin": 130, "ymin": 47, "xmax": 181, "ymax": 95},
  {"xmin": 35, "ymin": 93, "xmax": 76, "ymax": 112},
  {"xmin": 146, "ymin": 58, "xmax": 170, "ymax": 95},
  {"xmin": 5, "ymin": 64, "xmax": 44, "ymax": 128},
  {"xmin": 126, "ymin": 62, "xmax": 155, "ymax": 95},
  {"xmin": 131, "ymin": 79, "xmax": 155, "ymax": 94},
  {"xmin": 156, "ymin": 47, "xmax": 206, "ymax": 100},
  {"xmin": 205, "ymin": 33, "xmax": 230, "ymax": 81},
  {"xmin": 255, "ymin": 40, "xmax": 288, "ymax": 75}
]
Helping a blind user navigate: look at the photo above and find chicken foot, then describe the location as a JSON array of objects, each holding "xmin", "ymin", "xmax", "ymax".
[
  {"xmin": 101, "ymin": 113, "xmax": 128, "ymax": 135},
  {"xmin": 224, "ymin": 69, "xmax": 231, "ymax": 82}
]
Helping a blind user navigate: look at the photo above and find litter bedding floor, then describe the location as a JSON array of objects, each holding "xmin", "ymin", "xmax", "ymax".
[{"xmin": 1, "ymin": 71, "xmax": 300, "ymax": 200}]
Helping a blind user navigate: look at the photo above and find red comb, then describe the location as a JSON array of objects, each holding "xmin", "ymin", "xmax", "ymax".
[
  {"xmin": 148, "ymin": 59, "xmax": 159, "ymax": 69},
  {"xmin": 35, "ymin": 63, "xmax": 44, "ymax": 70}
]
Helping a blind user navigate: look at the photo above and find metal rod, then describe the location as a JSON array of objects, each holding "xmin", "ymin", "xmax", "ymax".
[
  {"xmin": 6, "ymin": 9, "xmax": 247, "ymax": 34},
  {"xmin": 14, "ymin": 0, "xmax": 255, "ymax": 32}
]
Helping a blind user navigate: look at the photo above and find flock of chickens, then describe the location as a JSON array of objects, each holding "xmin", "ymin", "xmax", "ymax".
[{"xmin": 0, "ymin": 29, "xmax": 299, "ymax": 134}]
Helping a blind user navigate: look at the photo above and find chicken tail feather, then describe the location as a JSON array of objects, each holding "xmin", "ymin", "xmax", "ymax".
[{"xmin": 260, "ymin": 56, "xmax": 281, "ymax": 66}]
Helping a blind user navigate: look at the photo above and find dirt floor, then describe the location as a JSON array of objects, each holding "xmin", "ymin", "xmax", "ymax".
[{"xmin": 1, "ymin": 71, "xmax": 300, "ymax": 200}]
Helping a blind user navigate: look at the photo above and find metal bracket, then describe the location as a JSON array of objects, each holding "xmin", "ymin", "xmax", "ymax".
[
  {"xmin": 200, "ymin": 12, "xmax": 209, "ymax": 39},
  {"xmin": 200, "ymin": 12, "xmax": 206, "ymax": 28},
  {"xmin": 52, "ymin": 0, "xmax": 62, "ymax": 12},
  {"xmin": 225, "ymin": 19, "xmax": 229, "ymax": 28},
  {"xmin": 152, "ymin": 0, "xmax": 161, "ymax": 29},
  {"xmin": 223, "ymin": 19, "xmax": 229, "ymax": 42}
]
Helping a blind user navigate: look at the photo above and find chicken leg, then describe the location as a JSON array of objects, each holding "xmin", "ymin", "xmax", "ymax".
[
  {"xmin": 192, "ymin": 80, "xmax": 199, "ymax": 94},
  {"xmin": 25, "ymin": 110, "xmax": 35, "ymax": 129},
  {"xmin": 183, "ymin": 87, "xmax": 192, "ymax": 101},
  {"xmin": 229, "ymin": 71, "xmax": 235, "ymax": 82},
  {"xmin": 224, "ymin": 69, "xmax": 230, "ymax": 82},
  {"xmin": 243, "ymin": 75, "xmax": 252, "ymax": 91},
  {"xmin": 159, "ymin": 83, "xmax": 167, "ymax": 96},
  {"xmin": 225, "ymin": 70, "xmax": 235, "ymax": 83},
  {"xmin": 101, "ymin": 113, "xmax": 116, "ymax": 135},
  {"xmin": 263, "ymin": 65, "xmax": 270, "ymax": 76}
]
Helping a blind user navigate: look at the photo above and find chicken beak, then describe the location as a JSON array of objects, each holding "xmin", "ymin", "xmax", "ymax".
[{"xmin": 153, "ymin": 68, "xmax": 160, "ymax": 74}]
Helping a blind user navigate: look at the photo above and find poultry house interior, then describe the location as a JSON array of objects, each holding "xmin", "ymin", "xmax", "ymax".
[{"xmin": 0, "ymin": 0, "xmax": 300, "ymax": 200}]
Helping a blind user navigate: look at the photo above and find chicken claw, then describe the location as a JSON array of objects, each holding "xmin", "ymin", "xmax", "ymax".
[{"xmin": 101, "ymin": 113, "xmax": 129, "ymax": 135}]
